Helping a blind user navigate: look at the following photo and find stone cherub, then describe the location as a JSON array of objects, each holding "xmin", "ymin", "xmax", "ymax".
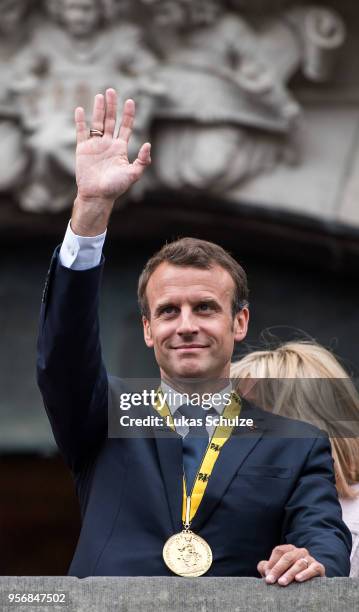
[
  {"xmin": 3, "ymin": 0, "xmax": 347, "ymax": 208},
  {"xmin": 141, "ymin": 0, "xmax": 299, "ymax": 191},
  {"xmin": 0, "ymin": 0, "xmax": 33, "ymax": 194},
  {"xmin": 13, "ymin": 0, "xmax": 159, "ymax": 211},
  {"xmin": 139, "ymin": 0, "xmax": 346, "ymax": 193}
]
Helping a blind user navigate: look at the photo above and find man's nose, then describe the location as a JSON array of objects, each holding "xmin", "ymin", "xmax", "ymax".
[{"xmin": 176, "ymin": 308, "xmax": 199, "ymax": 335}]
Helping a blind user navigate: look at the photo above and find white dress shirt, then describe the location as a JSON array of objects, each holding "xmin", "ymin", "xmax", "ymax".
[{"xmin": 59, "ymin": 221, "xmax": 106, "ymax": 270}]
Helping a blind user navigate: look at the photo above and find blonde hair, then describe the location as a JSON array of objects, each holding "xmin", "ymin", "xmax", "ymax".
[{"xmin": 231, "ymin": 341, "xmax": 359, "ymax": 499}]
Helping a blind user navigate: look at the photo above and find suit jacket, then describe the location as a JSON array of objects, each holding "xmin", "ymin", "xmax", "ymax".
[{"xmin": 37, "ymin": 250, "xmax": 352, "ymax": 577}]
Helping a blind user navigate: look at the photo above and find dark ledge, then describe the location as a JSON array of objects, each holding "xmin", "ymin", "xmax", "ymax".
[{"xmin": 2, "ymin": 191, "xmax": 359, "ymax": 274}]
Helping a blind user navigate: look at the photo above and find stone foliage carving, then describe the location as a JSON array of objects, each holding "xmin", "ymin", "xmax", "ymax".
[{"xmin": 0, "ymin": 0, "xmax": 346, "ymax": 211}]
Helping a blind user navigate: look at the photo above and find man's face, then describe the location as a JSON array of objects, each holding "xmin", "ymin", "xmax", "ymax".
[
  {"xmin": 142, "ymin": 262, "xmax": 249, "ymax": 381},
  {"xmin": 62, "ymin": 0, "xmax": 100, "ymax": 37}
]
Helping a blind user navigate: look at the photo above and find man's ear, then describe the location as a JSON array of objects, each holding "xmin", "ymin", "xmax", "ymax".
[
  {"xmin": 233, "ymin": 307, "xmax": 249, "ymax": 342},
  {"xmin": 143, "ymin": 316, "xmax": 154, "ymax": 347}
]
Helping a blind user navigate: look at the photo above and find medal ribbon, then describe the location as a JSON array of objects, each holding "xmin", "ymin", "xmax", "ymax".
[{"xmin": 153, "ymin": 389, "xmax": 241, "ymax": 525}]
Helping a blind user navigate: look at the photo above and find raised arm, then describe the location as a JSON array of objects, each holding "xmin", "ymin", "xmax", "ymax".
[{"xmin": 37, "ymin": 90, "xmax": 151, "ymax": 472}]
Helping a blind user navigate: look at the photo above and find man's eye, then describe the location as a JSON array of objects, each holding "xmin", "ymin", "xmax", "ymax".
[
  {"xmin": 197, "ymin": 303, "xmax": 212, "ymax": 312},
  {"xmin": 161, "ymin": 306, "xmax": 177, "ymax": 316}
]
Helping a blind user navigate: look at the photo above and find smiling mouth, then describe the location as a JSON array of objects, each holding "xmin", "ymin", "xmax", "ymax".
[{"xmin": 172, "ymin": 345, "xmax": 209, "ymax": 350}]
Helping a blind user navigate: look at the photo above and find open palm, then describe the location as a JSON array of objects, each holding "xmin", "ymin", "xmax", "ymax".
[{"xmin": 75, "ymin": 89, "xmax": 151, "ymax": 202}]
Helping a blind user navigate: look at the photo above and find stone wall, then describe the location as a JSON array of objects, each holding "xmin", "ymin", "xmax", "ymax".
[
  {"xmin": 1, "ymin": 0, "xmax": 358, "ymax": 231},
  {"xmin": 0, "ymin": 576, "xmax": 358, "ymax": 612}
]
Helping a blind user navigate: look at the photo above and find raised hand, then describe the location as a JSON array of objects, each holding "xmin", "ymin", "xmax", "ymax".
[{"xmin": 71, "ymin": 88, "xmax": 151, "ymax": 236}]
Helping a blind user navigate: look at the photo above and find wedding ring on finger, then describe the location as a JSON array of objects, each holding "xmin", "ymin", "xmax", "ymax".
[
  {"xmin": 299, "ymin": 558, "xmax": 310, "ymax": 568},
  {"xmin": 89, "ymin": 129, "xmax": 104, "ymax": 138}
]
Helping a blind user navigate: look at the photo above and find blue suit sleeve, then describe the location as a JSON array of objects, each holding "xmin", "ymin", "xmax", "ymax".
[
  {"xmin": 282, "ymin": 434, "xmax": 352, "ymax": 576},
  {"xmin": 37, "ymin": 248, "xmax": 108, "ymax": 472}
]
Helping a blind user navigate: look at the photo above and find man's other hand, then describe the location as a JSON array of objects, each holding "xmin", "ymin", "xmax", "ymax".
[
  {"xmin": 257, "ymin": 544, "xmax": 325, "ymax": 586},
  {"xmin": 72, "ymin": 88, "xmax": 151, "ymax": 236}
]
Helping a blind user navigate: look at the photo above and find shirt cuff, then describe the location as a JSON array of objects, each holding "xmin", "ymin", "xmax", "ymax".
[{"xmin": 59, "ymin": 221, "xmax": 107, "ymax": 270}]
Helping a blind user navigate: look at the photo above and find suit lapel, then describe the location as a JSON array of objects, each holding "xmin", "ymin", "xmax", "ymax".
[
  {"xmin": 152, "ymin": 396, "xmax": 268, "ymax": 534},
  {"xmin": 191, "ymin": 401, "xmax": 267, "ymax": 532},
  {"xmin": 153, "ymin": 419, "xmax": 184, "ymax": 534}
]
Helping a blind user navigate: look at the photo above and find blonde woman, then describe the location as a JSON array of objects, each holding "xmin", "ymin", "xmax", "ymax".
[{"xmin": 231, "ymin": 342, "xmax": 359, "ymax": 578}]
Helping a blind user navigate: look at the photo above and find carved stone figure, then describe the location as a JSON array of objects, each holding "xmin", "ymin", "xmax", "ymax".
[
  {"xmin": 14, "ymin": 0, "xmax": 157, "ymax": 212},
  {"xmin": 0, "ymin": 0, "xmax": 348, "ymax": 210},
  {"xmin": 141, "ymin": 0, "xmax": 346, "ymax": 192},
  {"xmin": 143, "ymin": 0, "xmax": 301, "ymax": 191},
  {"xmin": 0, "ymin": 0, "xmax": 31, "ymax": 192}
]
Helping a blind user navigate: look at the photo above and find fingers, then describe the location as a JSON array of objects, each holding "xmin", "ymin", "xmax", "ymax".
[
  {"xmin": 257, "ymin": 560, "xmax": 269, "ymax": 577},
  {"xmin": 264, "ymin": 544, "xmax": 295, "ymax": 577},
  {"xmin": 89, "ymin": 90, "xmax": 117, "ymax": 138},
  {"xmin": 91, "ymin": 93, "xmax": 105, "ymax": 134},
  {"xmin": 136, "ymin": 142, "xmax": 152, "ymax": 165},
  {"xmin": 75, "ymin": 107, "xmax": 88, "ymax": 144},
  {"xmin": 118, "ymin": 99, "xmax": 135, "ymax": 143},
  {"xmin": 265, "ymin": 548, "xmax": 306, "ymax": 584},
  {"xmin": 80, "ymin": 91, "xmax": 135, "ymax": 142},
  {"xmin": 104, "ymin": 88, "xmax": 117, "ymax": 137},
  {"xmin": 259, "ymin": 545, "xmax": 325, "ymax": 587},
  {"xmin": 294, "ymin": 561, "xmax": 325, "ymax": 583},
  {"xmin": 277, "ymin": 557, "xmax": 314, "ymax": 586},
  {"xmin": 131, "ymin": 142, "xmax": 151, "ymax": 180}
]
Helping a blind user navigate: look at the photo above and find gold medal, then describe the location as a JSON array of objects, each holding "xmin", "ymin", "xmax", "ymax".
[
  {"xmin": 154, "ymin": 389, "xmax": 242, "ymax": 577},
  {"xmin": 163, "ymin": 529, "xmax": 213, "ymax": 577},
  {"xmin": 163, "ymin": 495, "xmax": 213, "ymax": 577}
]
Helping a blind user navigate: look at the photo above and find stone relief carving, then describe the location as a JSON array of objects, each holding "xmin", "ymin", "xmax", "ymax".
[
  {"xmin": 11, "ymin": 0, "xmax": 159, "ymax": 211},
  {"xmin": 0, "ymin": 0, "xmax": 346, "ymax": 212},
  {"xmin": 0, "ymin": 0, "xmax": 33, "ymax": 193},
  {"xmin": 146, "ymin": 0, "xmax": 303, "ymax": 191}
]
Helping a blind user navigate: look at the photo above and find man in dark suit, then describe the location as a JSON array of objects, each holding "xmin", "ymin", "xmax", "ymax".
[{"xmin": 37, "ymin": 89, "xmax": 351, "ymax": 582}]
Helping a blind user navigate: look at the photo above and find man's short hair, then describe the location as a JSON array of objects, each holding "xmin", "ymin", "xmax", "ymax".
[{"xmin": 137, "ymin": 237, "xmax": 249, "ymax": 319}]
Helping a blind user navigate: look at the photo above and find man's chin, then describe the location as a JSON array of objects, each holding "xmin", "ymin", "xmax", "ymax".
[{"xmin": 167, "ymin": 359, "xmax": 212, "ymax": 380}]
